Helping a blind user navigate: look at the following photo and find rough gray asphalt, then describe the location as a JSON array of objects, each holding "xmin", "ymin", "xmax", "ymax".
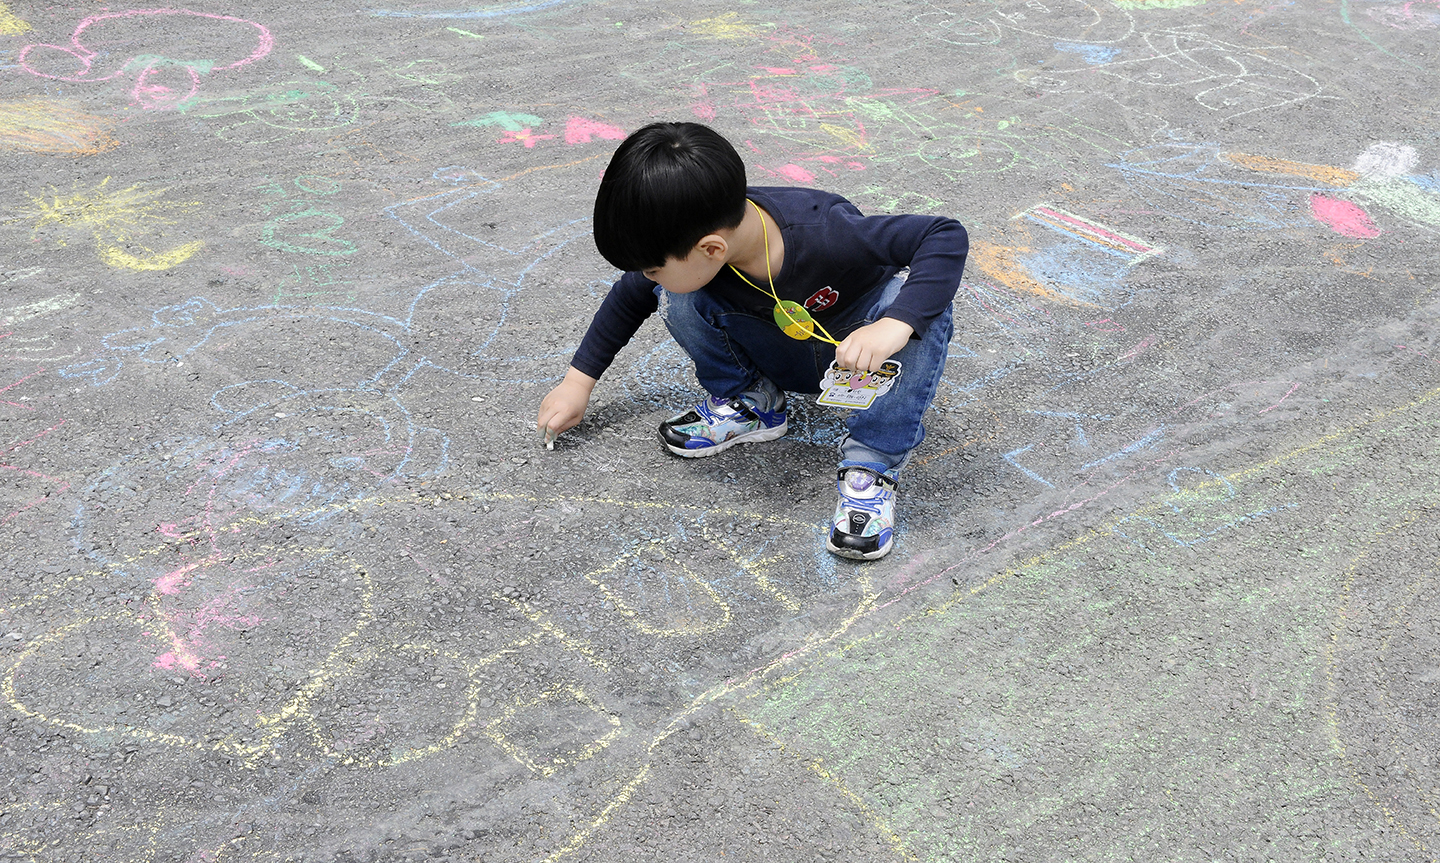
[{"xmin": 1, "ymin": 1, "xmax": 1438, "ymax": 861}]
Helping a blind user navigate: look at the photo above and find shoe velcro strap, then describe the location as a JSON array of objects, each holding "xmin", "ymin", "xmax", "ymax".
[
  {"xmin": 836, "ymin": 467, "xmax": 897, "ymax": 490},
  {"xmin": 726, "ymin": 398, "xmax": 761, "ymax": 423}
]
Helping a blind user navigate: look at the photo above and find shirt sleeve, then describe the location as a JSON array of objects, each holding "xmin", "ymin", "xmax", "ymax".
[
  {"xmin": 829, "ymin": 204, "xmax": 969, "ymax": 338},
  {"xmin": 569, "ymin": 271, "xmax": 659, "ymax": 380}
]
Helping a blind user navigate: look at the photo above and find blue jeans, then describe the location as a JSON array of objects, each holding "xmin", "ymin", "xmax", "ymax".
[{"xmin": 656, "ymin": 273, "xmax": 954, "ymax": 477}]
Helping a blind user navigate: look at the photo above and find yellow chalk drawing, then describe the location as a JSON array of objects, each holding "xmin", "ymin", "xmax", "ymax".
[
  {"xmin": 97, "ymin": 239, "xmax": 207, "ymax": 270},
  {"xmin": 0, "ymin": 2, "xmax": 31, "ymax": 34},
  {"xmin": 309, "ymin": 642, "xmax": 489, "ymax": 768},
  {"xmin": 540, "ymin": 576, "xmax": 883, "ymax": 862},
  {"xmin": 821, "ymin": 122, "xmax": 869, "ymax": 151},
  {"xmin": 2, "ymin": 546, "xmax": 373, "ymax": 763},
  {"xmin": 484, "ymin": 684, "xmax": 622, "ymax": 777},
  {"xmin": 584, "ymin": 544, "xmax": 733, "ymax": 636},
  {"xmin": 970, "ymin": 238, "xmax": 1092, "ymax": 307},
  {"xmin": 1325, "ymin": 513, "xmax": 1440, "ymax": 860},
  {"xmin": 1221, "ymin": 152, "xmax": 1359, "ymax": 187},
  {"xmin": 735, "ymin": 711, "xmax": 918, "ymax": 861},
  {"xmin": 495, "ymin": 594, "xmax": 611, "ymax": 671},
  {"xmin": 20, "ymin": 177, "xmax": 204, "ymax": 271},
  {"xmin": 0, "ymin": 98, "xmax": 118, "ymax": 155},
  {"xmin": 690, "ymin": 10, "xmax": 769, "ymax": 40}
]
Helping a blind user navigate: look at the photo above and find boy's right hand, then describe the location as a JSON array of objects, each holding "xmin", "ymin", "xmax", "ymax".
[{"xmin": 536, "ymin": 367, "xmax": 598, "ymax": 445}]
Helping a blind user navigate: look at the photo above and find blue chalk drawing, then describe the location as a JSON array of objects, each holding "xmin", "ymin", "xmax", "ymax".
[
  {"xmin": 1054, "ymin": 42, "xmax": 1120, "ymax": 64},
  {"xmin": 1003, "ymin": 444, "xmax": 1055, "ymax": 488},
  {"xmin": 1110, "ymin": 142, "xmax": 1330, "ymax": 231}
]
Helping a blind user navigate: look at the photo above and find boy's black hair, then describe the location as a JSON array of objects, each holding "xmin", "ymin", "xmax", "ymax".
[{"xmin": 593, "ymin": 122, "xmax": 747, "ymax": 272}]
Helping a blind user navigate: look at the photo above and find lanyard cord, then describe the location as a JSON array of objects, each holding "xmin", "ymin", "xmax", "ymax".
[{"xmin": 728, "ymin": 199, "xmax": 841, "ymax": 346}]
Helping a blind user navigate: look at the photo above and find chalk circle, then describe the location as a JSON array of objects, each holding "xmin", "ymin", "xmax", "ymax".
[
  {"xmin": 1328, "ymin": 515, "xmax": 1440, "ymax": 852},
  {"xmin": 307, "ymin": 642, "xmax": 484, "ymax": 768},
  {"xmin": 585, "ymin": 547, "xmax": 733, "ymax": 638},
  {"xmin": 295, "ymin": 175, "xmax": 341, "ymax": 195},
  {"xmin": 917, "ymin": 133, "xmax": 1020, "ymax": 176},
  {"xmin": 3, "ymin": 547, "xmax": 372, "ymax": 760}
]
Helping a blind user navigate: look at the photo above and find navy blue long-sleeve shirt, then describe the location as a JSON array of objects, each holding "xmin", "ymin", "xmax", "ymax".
[{"xmin": 571, "ymin": 185, "xmax": 968, "ymax": 379}]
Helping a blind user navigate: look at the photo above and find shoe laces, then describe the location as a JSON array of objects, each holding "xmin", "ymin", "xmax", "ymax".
[{"xmin": 839, "ymin": 469, "xmax": 892, "ymax": 516}]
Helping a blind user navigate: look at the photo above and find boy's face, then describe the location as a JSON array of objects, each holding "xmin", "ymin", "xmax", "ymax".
[{"xmin": 642, "ymin": 236, "xmax": 727, "ymax": 294}]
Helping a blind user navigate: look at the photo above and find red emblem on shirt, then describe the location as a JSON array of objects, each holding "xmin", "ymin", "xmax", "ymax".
[{"xmin": 805, "ymin": 286, "xmax": 840, "ymax": 311}]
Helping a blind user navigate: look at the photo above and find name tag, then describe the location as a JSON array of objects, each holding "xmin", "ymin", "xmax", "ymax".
[{"xmin": 816, "ymin": 360, "xmax": 902, "ymax": 411}]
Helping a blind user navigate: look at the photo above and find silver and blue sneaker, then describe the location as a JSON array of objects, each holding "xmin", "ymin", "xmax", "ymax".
[
  {"xmin": 827, "ymin": 467, "xmax": 897, "ymax": 560},
  {"xmin": 659, "ymin": 394, "xmax": 787, "ymax": 457}
]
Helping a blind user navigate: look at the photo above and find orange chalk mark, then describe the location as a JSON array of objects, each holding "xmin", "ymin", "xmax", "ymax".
[
  {"xmin": 1222, "ymin": 152, "xmax": 1359, "ymax": 188},
  {"xmin": 970, "ymin": 239, "xmax": 1094, "ymax": 307},
  {"xmin": 0, "ymin": 98, "xmax": 119, "ymax": 156}
]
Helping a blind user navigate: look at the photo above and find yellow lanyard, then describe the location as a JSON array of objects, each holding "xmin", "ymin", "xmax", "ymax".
[{"xmin": 728, "ymin": 199, "xmax": 841, "ymax": 345}]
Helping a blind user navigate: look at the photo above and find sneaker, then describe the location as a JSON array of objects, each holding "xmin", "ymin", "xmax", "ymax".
[
  {"xmin": 826, "ymin": 467, "xmax": 896, "ymax": 560},
  {"xmin": 658, "ymin": 394, "xmax": 787, "ymax": 457}
]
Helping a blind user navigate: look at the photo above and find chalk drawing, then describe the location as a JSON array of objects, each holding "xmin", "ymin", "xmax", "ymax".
[
  {"xmin": 499, "ymin": 126, "xmax": 554, "ymax": 148},
  {"xmin": 564, "ymin": 116, "xmax": 627, "ymax": 144},
  {"xmin": 713, "ymin": 383, "xmax": 1440, "ymax": 863},
  {"xmin": 1111, "ymin": 0, "xmax": 1208, "ymax": 8},
  {"xmin": 1348, "ymin": 142, "xmax": 1440, "ymax": 231},
  {"xmin": 651, "ymin": 13, "xmax": 1129, "ymax": 187},
  {"xmin": 261, "ymin": 206, "xmax": 357, "ymax": 256},
  {"xmin": 1220, "ymin": 152, "xmax": 1359, "ymax": 187},
  {"xmin": 0, "ymin": 2, "xmax": 30, "ymax": 34},
  {"xmin": 187, "ymin": 79, "xmax": 361, "ymax": 144},
  {"xmin": 967, "ymin": 205, "xmax": 1162, "ymax": 311},
  {"xmin": 50, "ymin": 163, "xmax": 629, "ymax": 445},
  {"xmin": 1362, "ymin": 0, "xmax": 1440, "ymax": 29},
  {"xmin": 0, "ymin": 385, "xmax": 67, "ymax": 527},
  {"xmin": 1310, "ymin": 194, "xmax": 1380, "ymax": 239},
  {"xmin": 1220, "ymin": 142, "xmax": 1440, "ymax": 235},
  {"xmin": 915, "ymin": 0, "xmax": 1136, "ymax": 48},
  {"xmin": 380, "ymin": 164, "xmax": 601, "ymax": 383},
  {"xmin": 1054, "ymin": 41, "xmax": 1121, "ymax": 63},
  {"xmin": 19, "ymin": 178, "xmax": 204, "ymax": 271},
  {"xmin": 0, "ymin": 98, "xmax": 119, "ymax": 155},
  {"xmin": 186, "ymin": 54, "xmax": 458, "ymax": 144},
  {"xmin": 369, "ymin": 0, "xmax": 582, "ymax": 19},
  {"xmin": 18, "ymin": 9, "xmax": 274, "ymax": 111},
  {"xmin": 1114, "ymin": 143, "xmax": 1344, "ymax": 231},
  {"xmin": 1327, "ymin": 515, "xmax": 1440, "ymax": 859},
  {"xmin": 453, "ymin": 110, "xmax": 543, "ymax": 130},
  {"xmin": 483, "ymin": 683, "xmax": 622, "ymax": 777},
  {"xmin": 452, "ymin": 113, "xmax": 627, "ymax": 149},
  {"xmin": 1023, "ymin": 31, "xmax": 1320, "ymax": 118}
]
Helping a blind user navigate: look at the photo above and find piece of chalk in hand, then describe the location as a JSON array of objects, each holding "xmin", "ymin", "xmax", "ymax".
[{"xmin": 542, "ymin": 427, "xmax": 557, "ymax": 450}]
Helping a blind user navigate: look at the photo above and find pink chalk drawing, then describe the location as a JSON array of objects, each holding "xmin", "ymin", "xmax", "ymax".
[
  {"xmin": 0, "ymin": 370, "xmax": 69, "ymax": 527},
  {"xmin": 563, "ymin": 116, "xmax": 626, "ymax": 145},
  {"xmin": 1119, "ymin": 335, "xmax": 1158, "ymax": 361},
  {"xmin": 498, "ymin": 126, "xmax": 554, "ymax": 148},
  {"xmin": 149, "ymin": 556, "xmax": 270, "ymax": 675},
  {"xmin": 1365, "ymin": 0, "xmax": 1440, "ymax": 30},
  {"xmin": 1084, "ymin": 318, "xmax": 1127, "ymax": 332},
  {"xmin": 1310, "ymin": 193, "xmax": 1381, "ymax": 239},
  {"xmin": 18, "ymin": 9, "xmax": 274, "ymax": 111},
  {"xmin": 773, "ymin": 163, "xmax": 817, "ymax": 183}
]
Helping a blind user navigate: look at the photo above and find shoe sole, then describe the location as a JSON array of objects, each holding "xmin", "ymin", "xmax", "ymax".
[
  {"xmin": 662, "ymin": 421, "xmax": 788, "ymax": 458},
  {"xmin": 826, "ymin": 536, "xmax": 894, "ymax": 560}
]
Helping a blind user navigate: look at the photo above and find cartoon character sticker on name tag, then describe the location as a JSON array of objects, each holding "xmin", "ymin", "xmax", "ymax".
[{"xmin": 817, "ymin": 360, "xmax": 902, "ymax": 410}]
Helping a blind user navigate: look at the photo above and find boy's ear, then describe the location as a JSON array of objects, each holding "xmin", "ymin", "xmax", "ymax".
[{"xmin": 695, "ymin": 234, "xmax": 728, "ymax": 261}]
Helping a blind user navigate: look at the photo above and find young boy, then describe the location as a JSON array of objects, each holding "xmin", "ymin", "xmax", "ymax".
[{"xmin": 537, "ymin": 122, "xmax": 967, "ymax": 560}]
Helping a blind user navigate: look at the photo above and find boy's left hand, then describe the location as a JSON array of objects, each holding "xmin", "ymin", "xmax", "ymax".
[{"xmin": 835, "ymin": 317, "xmax": 915, "ymax": 372}]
